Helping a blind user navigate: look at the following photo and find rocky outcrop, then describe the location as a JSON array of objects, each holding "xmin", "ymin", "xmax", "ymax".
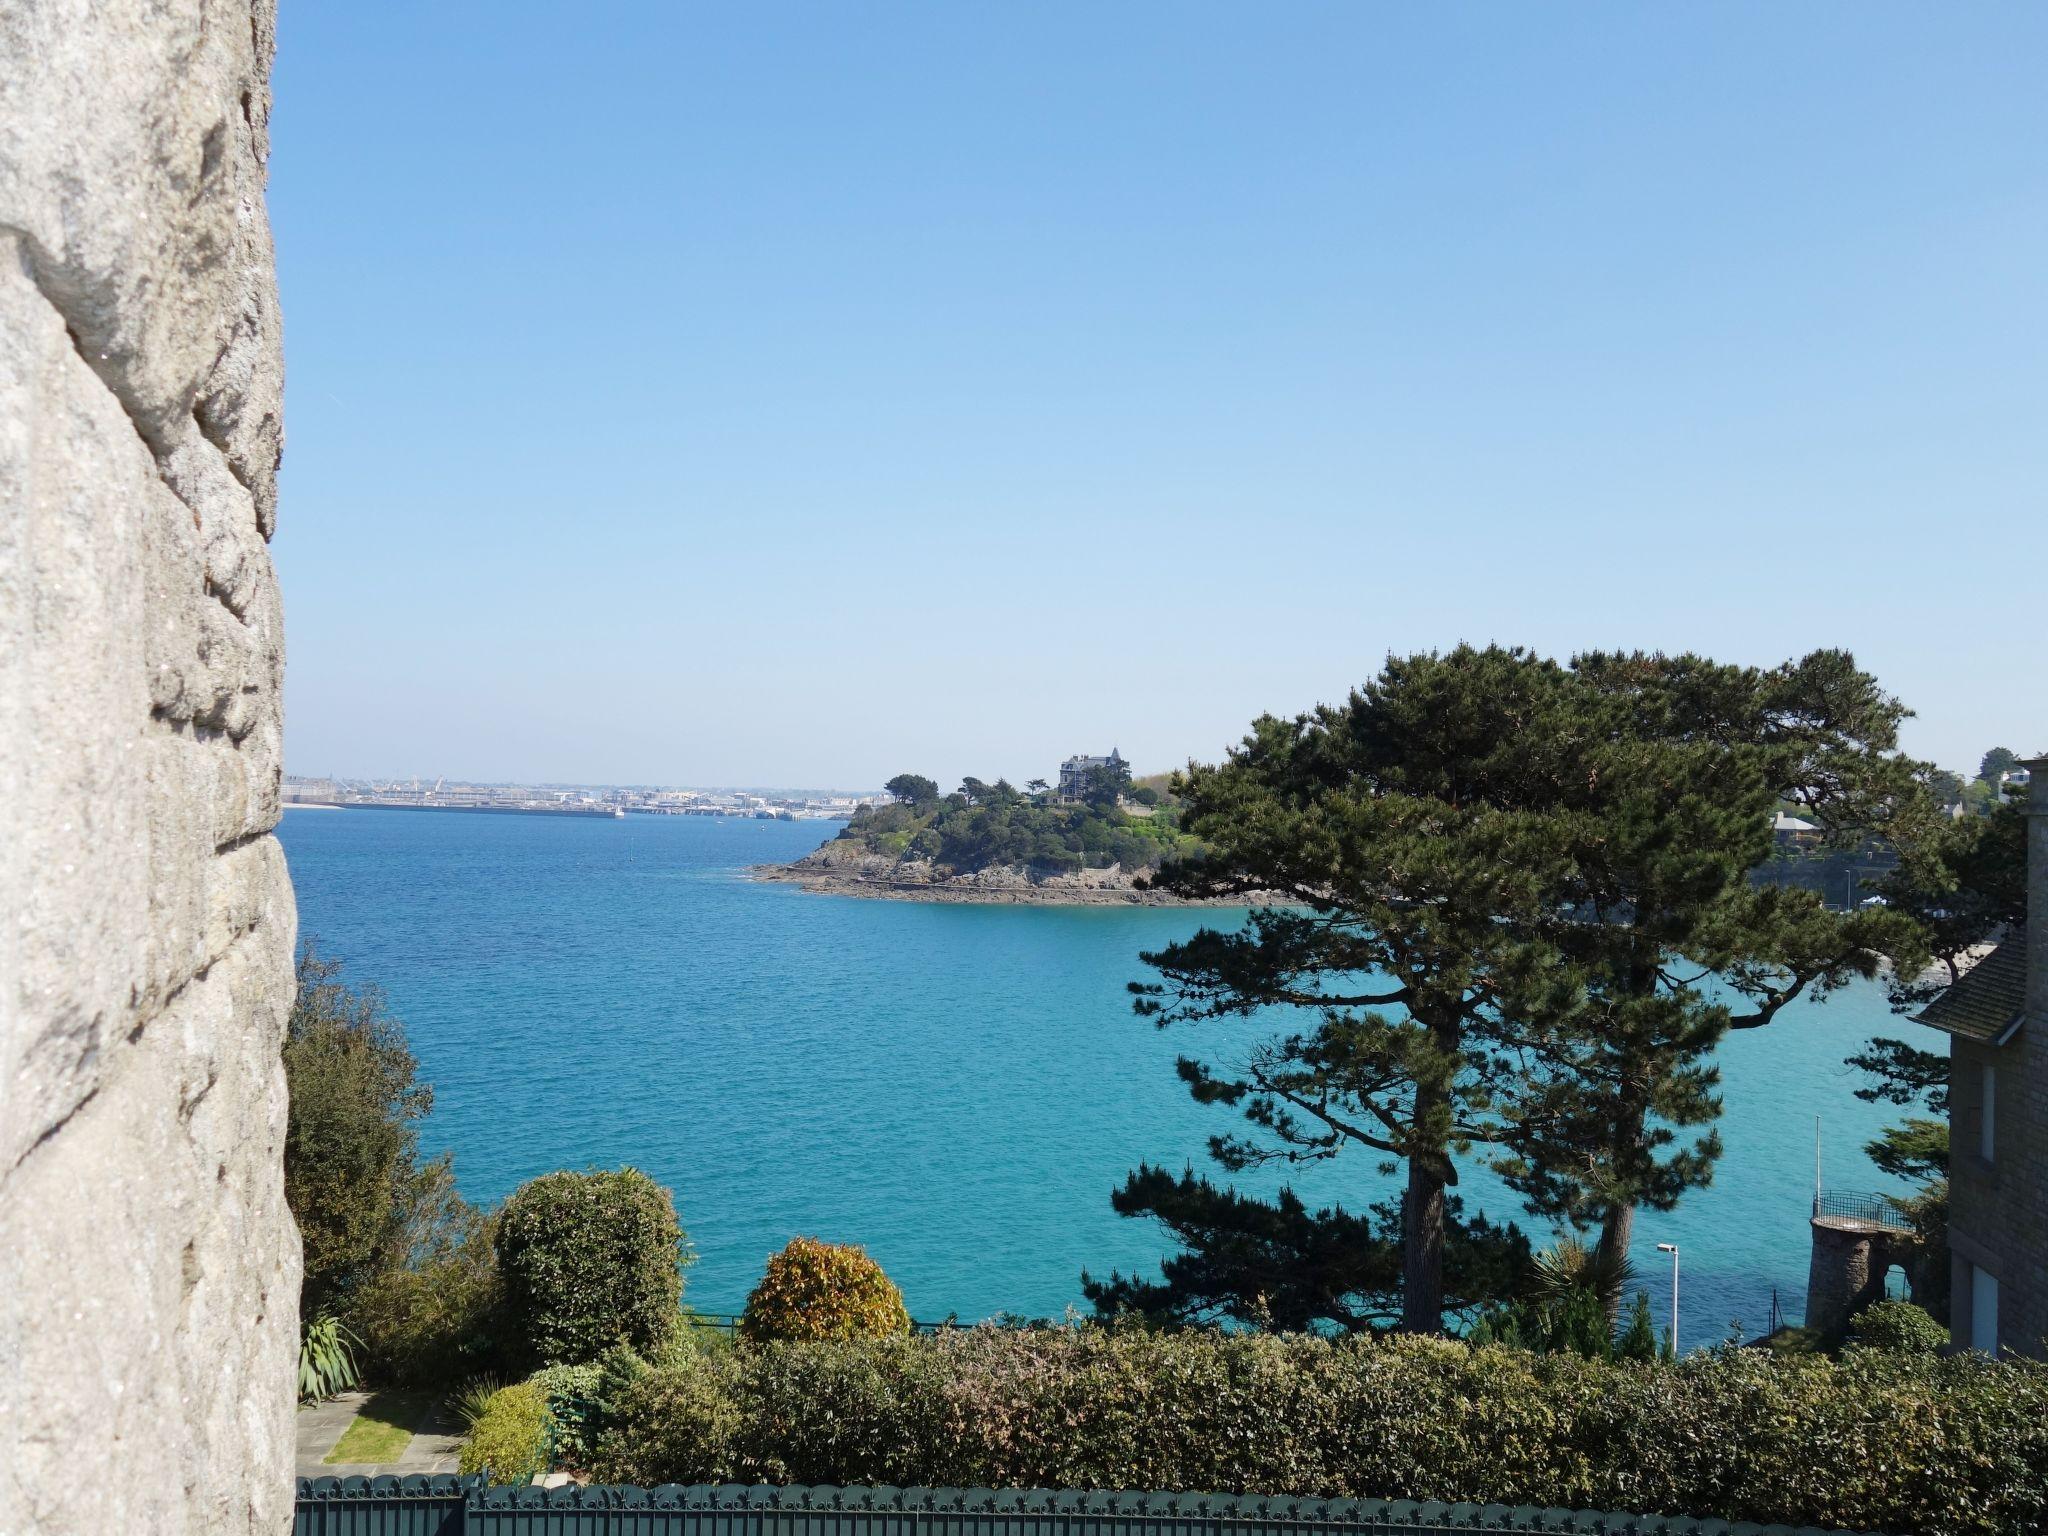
[
  {"xmin": 756, "ymin": 840, "xmax": 1233, "ymax": 906},
  {"xmin": 0, "ymin": 2, "xmax": 298, "ymax": 1531}
]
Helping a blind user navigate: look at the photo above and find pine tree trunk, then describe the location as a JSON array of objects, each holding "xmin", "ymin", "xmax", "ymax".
[
  {"xmin": 1597, "ymin": 1197, "xmax": 1636, "ymax": 1322},
  {"xmin": 1595, "ymin": 1082, "xmax": 1650, "ymax": 1324},
  {"xmin": 1401, "ymin": 1148, "xmax": 1448, "ymax": 1334}
]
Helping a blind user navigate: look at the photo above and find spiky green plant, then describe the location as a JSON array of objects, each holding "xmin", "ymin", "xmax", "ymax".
[
  {"xmin": 298, "ymin": 1314, "xmax": 361, "ymax": 1402},
  {"xmin": 451, "ymin": 1374, "xmax": 508, "ymax": 1429},
  {"xmin": 1532, "ymin": 1236, "xmax": 1638, "ymax": 1313}
]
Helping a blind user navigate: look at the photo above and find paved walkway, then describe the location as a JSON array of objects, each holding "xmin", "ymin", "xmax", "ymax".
[{"xmin": 296, "ymin": 1391, "xmax": 463, "ymax": 1478}]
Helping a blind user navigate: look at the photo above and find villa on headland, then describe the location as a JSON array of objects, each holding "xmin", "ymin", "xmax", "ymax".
[
  {"xmin": 1059, "ymin": 749, "xmax": 1128, "ymax": 802},
  {"xmin": 1915, "ymin": 754, "xmax": 2047, "ymax": 1358}
]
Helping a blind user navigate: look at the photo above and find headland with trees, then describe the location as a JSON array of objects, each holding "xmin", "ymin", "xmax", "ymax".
[{"xmin": 756, "ymin": 761, "xmax": 1214, "ymax": 902}]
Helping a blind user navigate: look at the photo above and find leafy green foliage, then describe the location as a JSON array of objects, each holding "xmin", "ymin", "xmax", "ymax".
[
  {"xmin": 1469, "ymin": 1244, "xmax": 1636, "ymax": 1362},
  {"xmin": 298, "ymin": 1313, "xmax": 361, "ymax": 1402},
  {"xmin": 1470, "ymin": 1286, "xmax": 1615, "ymax": 1361},
  {"xmin": 1977, "ymin": 747, "xmax": 2019, "ymax": 785},
  {"xmin": 1867, "ymin": 1118, "xmax": 1950, "ymax": 1183},
  {"xmin": 1082, "ymin": 1166, "xmax": 1529, "ymax": 1333},
  {"xmin": 284, "ymin": 941, "xmax": 508, "ymax": 1388},
  {"xmin": 1879, "ymin": 784, "xmax": 2028, "ymax": 1014},
  {"xmin": 884, "ymin": 773, "xmax": 940, "ymax": 808},
  {"xmin": 741, "ymin": 1236, "xmax": 911, "ymax": 1343},
  {"xmin": 450, "ymin": 1375, "xmax": 508, "ymax": 1429},
  {"xmin": 838, "ymin": 772, "xmax": 1193, "ymax": 876},
  {"xmin": 348, "ymin": 1205, "xmax": 507, "ymax": 1387},
  {"xmin": 1530, "ymin": 1235, "xmax": 1638, "ymax": 1314},
  {"xmin": 590, "ymin": 1349, "xmax": 743, "ymax": 1485},
  {"xmin": 1076, "ymin": 760, "xmax": 1133, "ymax": 808},
  {"xmin": 1849, "ymin": 1035, "xmax": 1950, "ymax": 1114},
  {"xmin": 284, "ymin": 944, "xmax": 453, "ymax": 1314},
  {"xmin": 457, "ymin": 1379, "xmax": 549, "ymax": 1484},
  {"xmin": 1617, "ymin": 1292, "xmax": 1659, "ymax": 1361},
  {"xmin": 530, "ymin": 1362, "xmax": 605, "ymax": 1468},
  {"xmin": 1851, "ymin": 1299, "xmax": 1948, "ymax": 1355},
  {"xmin": 496, "ymin": 1168, "xmax": 689, "ymax": 1367},
  {"xmin": 588, "ymin": 1326, "xmax": 2048, "ymax": 1535}
]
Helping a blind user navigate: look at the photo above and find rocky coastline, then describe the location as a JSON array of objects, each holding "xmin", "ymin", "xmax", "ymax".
[{"xmin": 752, "ymin": 840, "xmax": 1248, "ymax": 906}]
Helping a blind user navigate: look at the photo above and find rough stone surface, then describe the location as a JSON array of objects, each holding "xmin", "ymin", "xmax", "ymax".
[
  {"xmin": 0, "ymin": 1, "xmax": 298, "ymax": 1530},
  {"xmin": 1802, "ymin": 1218, "xmax": 1920, "ymax": 1338}
]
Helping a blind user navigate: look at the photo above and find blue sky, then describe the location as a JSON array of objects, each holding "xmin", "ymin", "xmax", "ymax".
[{"xmin": 270, "ymin": 3, "xmax": 2046, "ymax": 789}]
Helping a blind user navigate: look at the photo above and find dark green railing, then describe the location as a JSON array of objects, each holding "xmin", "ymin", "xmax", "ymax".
[
  {"xmin": 296, "ymin": 1474, "xmax": 479, "ymax": 1535},
  {"xmin": 298, "ymin": 1480, "xmax": 1886, "ymax": 1536}
]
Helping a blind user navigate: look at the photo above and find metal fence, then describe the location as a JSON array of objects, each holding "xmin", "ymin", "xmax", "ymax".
[
  {"xmin": 1811, "ymin": 1191, "xmax": 1913, "ymax": 1232},
  {"xmin": 299, "ymin": 1480, "xmax": 1885, "ymax": 1536},
  {"xmin": 296, "ymin": 1474, "xmax": 478, "ymax": 1535}
]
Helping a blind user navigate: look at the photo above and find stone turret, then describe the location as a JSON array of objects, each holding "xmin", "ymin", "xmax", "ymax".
[{"xmin": 1804, "ymin": 1197, "xmax": 1922, "ymax": 1338}]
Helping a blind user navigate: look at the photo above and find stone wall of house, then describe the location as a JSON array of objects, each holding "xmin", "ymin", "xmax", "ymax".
[
  {"xmin": 0, "ymin": 1, "xmax": 298, "ymax": 1530},
  {"xmin": 1946, "ymin": 760, "xmax": 2048, "ymax": 1358}
]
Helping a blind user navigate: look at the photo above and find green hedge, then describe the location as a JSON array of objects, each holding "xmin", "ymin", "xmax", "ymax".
[
  {"xmin": 1851, "ymin": 1298, "xmax": 1948, "ymax": 1354},
  {"xmin": 589, "ymin": 1327, "xmax": 2048, "ymax": 1536},
  {"xmin": 495, "ymin": 1167, "xmax": 687, "ymax": 1367}
]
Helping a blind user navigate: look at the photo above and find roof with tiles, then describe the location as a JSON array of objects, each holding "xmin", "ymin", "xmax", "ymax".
[{"xmin": 1917, "ymin": 936, "xmax": 2029, "ymax": 1045}]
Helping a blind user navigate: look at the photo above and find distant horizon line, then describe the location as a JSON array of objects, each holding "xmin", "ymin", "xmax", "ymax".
[{"xmin": 284, "ymin": 771, "xmax": 892, "ymax": 797}]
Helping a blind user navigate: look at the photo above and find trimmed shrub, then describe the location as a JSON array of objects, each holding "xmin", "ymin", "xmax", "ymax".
[
  {"xmin": 457, "ymin": 1379, "xmax": 549, "ymax": 1485},
  {"xmin": 741, "ymin": 1237, "xmax": 910, "ymax": 1343},
  {"xmin": 495, "ymin": 1167, "xmax": 687, "ymax": 1366},
  {"xmin": 1851, "ymin": 1298, "xmax": 1949, "ymax": 1354},
  {"xmin": 587, "ymin": 1325, "xmax": 2048, "ymax": 1536}
]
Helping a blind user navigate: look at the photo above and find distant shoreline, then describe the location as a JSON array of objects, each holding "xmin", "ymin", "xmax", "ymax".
[{"xmin": 750, "ymin": 858, "xmax": 1255, "ymax": 908}]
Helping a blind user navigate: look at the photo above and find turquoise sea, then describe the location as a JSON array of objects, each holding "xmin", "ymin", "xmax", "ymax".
[{"xmin": 278, "ymin": 808, "xmax": 1915, "ymax": 1342}]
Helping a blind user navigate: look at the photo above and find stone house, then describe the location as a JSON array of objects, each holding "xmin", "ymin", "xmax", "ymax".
[
  {"xmin": 1059, "ymin": 748, "xmax": 1128, "ymax": 802},
  {"xmin": 1916, "ymin": 754, "xmax": 2046, "ymax": 1357}
]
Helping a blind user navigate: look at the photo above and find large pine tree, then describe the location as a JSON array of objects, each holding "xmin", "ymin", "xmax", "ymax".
[
  {"xmin": 1126, "ymin": 646, "xmax": 1593, "ymax": 1333},
  {"xmin": 1106, "ymin": 647, "xmax": 1933, "ymax": 1334},
  {"xmin": 1495, "ymin": 651, "xmax": 1931, "ymax": 1284}
]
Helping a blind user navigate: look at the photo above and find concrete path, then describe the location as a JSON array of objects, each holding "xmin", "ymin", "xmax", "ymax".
[
  {"xmin": 296, "ymin": 1390, "xmax": 463, "ymax": 1477},
  {"xmin": 295, "ymin": 1391, "xmax": 369, "ymax": 1474}
]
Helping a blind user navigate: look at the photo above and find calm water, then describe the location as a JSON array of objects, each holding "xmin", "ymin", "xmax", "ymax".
[{"xmin": 278, "ymin": 808, "xmax": 1913, "ymax": 1340}]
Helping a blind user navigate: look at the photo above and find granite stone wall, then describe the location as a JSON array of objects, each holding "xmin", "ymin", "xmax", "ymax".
[{"xmin": 0, "ymin": 0, "xmax": 299, "ymax": 1529}]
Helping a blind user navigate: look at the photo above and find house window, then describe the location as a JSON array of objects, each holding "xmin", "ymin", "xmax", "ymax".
[
  {"xmin": 1970, "ymin": 1265, "xmax": 2000, "ymax": 1356},
  {"xmin": 1981, "ymin": 1061, "xmax": 1996, "ymax": 1163}
]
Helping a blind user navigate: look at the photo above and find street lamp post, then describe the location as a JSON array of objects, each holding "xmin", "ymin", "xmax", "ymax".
[{"xmin": 1656, "ymin": 1242, "xmax": 1680, "ymax": 1357}]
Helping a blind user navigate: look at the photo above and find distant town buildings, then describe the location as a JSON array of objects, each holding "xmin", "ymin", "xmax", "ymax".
[
  {"xmin": 278, "ymin": 777, "xmax": 880, "ymax": 822},
  {"xmin": 1916, "ymin": 753, "xmax": 2046, "ymax": 1358},
  {"xmin": 1058, "ymin": 749, "xmax": 1128, "ymax": 802}
]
